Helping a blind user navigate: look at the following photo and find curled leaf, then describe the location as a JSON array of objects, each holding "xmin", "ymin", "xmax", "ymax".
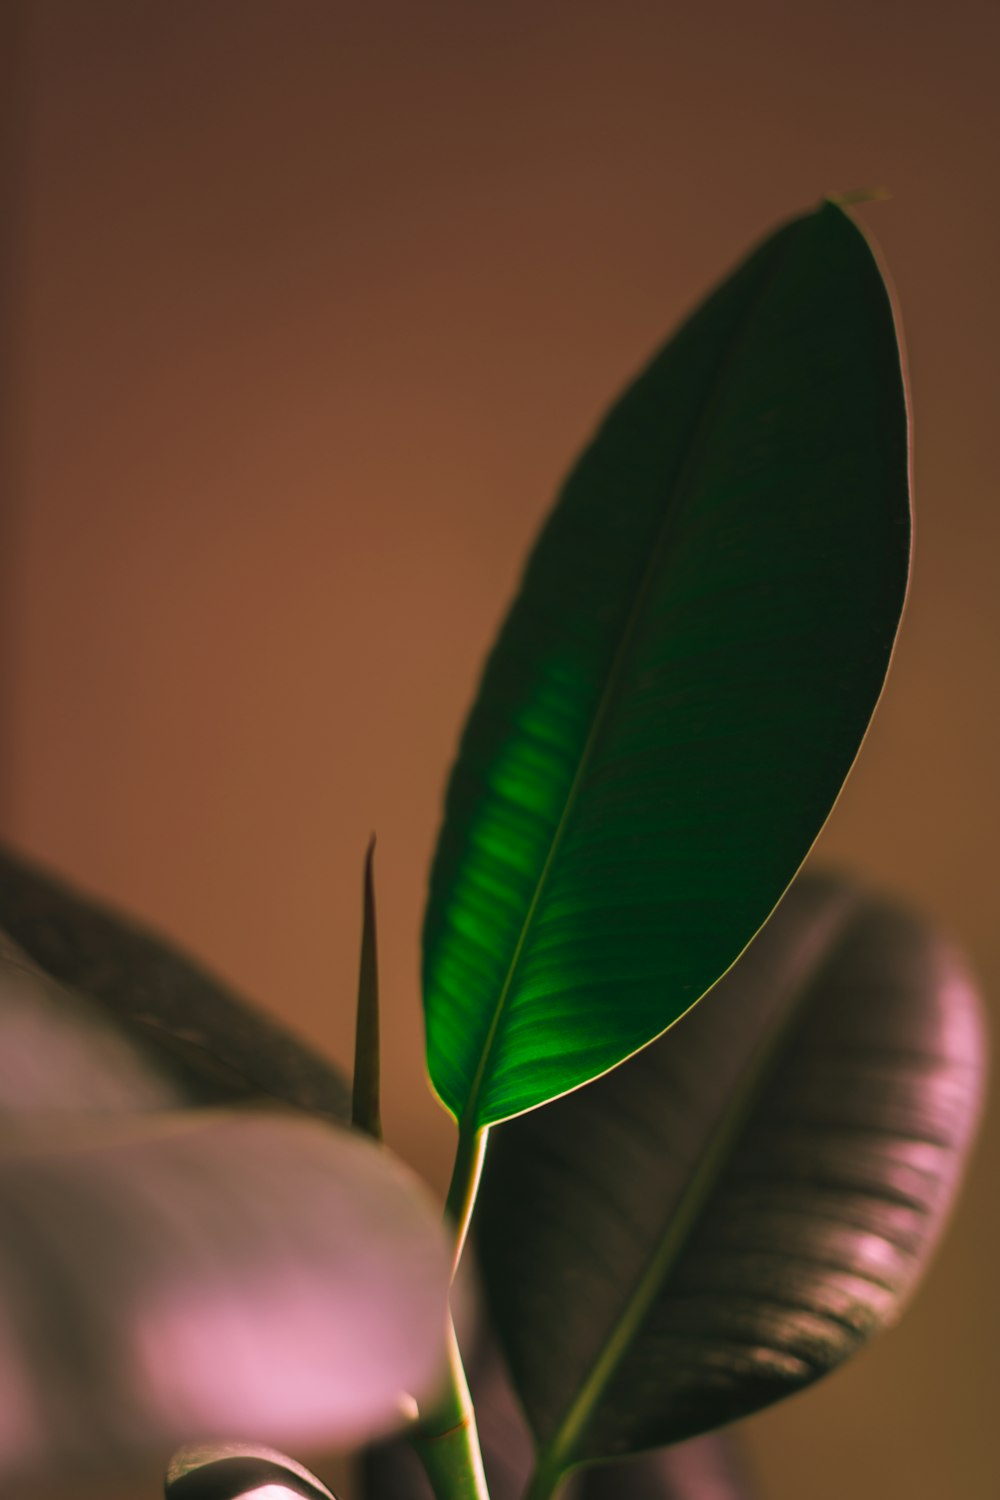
[{"xmin": 166, "ymin": 1442, "xmax": 336, "ymax": 1500}]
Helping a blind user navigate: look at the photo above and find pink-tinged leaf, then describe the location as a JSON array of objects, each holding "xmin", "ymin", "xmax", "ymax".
[{"xmin": 0, "ymin": 1112, "xmax": 450, "ymax": 1490}]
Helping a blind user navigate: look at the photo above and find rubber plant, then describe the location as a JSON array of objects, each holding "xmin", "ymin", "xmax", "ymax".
[{"xmin": 0, "ymin": 200, "xmax": 986, "ymax": 1500}]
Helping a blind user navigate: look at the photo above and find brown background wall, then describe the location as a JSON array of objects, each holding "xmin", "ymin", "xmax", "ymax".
[{"xmin": 3, "ymin": 3, "xmax": 998, "ymax": 1498}]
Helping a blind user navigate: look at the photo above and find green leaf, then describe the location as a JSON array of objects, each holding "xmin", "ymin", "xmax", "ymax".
[
  {"xmin": 0, "ymin": 844, "xmax": 350, "ymax": 1120},
  {"xmin": 166, "ymin": 1442, "xmax": 336, "ymax": 1500},
  {"xmin": 0, "ymin": 1111, "xmax": 450, "ymax": 1489},
  {"xmin": 423, "ymin": 202, "xmax": 910, "ymax": 1131},
  {"xmin": 473, "ymin": 872, "xmax": 985, "ymax": 1493}
]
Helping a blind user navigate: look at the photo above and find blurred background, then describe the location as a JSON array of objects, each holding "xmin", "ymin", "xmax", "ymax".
[{"xmin": 1, "ymin": 2, "xmax": 997, "ymax": 1497}]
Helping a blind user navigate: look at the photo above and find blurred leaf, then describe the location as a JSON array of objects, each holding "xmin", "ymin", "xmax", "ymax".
[
  {"xmin": 0, "ymin": 932, "xmax": 186, "ymax": 1112},
  {"xmin": 0, "ymin": 845, "xmax": 350, "ymax": 1119},
  {"xmin": 424, "ymin": 201, "xmax": 910, "ymax": 1132},
  {"xmin": 0, "ymin": 1111, "xmax": 451, "ymax": 1490},
  {"xmin": 166, "ymin": 1441, "xmax": 336, "ymax": 1500},
  {"xmin": 474, "ymin": 872, "xmax": 986, "ymax": 1492}
]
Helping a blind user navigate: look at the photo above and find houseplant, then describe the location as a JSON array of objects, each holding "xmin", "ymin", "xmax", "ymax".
[{"xmin": 0, "ymin": 199, "xmax": 985, "ymax": 1500}]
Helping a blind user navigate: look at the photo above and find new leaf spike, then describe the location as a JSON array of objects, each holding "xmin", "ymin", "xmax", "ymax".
[{"xmin": 352, "ymin": 835, "xmax": 382, "ymax": 1139}]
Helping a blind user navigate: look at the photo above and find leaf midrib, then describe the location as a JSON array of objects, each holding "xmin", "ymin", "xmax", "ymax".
[{"xmin": 458, "ymin": 218, "xmax": 807, "ymax": 1135}]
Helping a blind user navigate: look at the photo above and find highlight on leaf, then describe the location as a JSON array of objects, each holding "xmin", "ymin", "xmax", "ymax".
[{"xmin": 423, "ymin": 201, "xmax": 911, "ymax": 1138}]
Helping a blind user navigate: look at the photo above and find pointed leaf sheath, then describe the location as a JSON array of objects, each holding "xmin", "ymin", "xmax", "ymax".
[
  {"xmin": 474, "ymin": 873, "xmax": 986, "ymax": 1483},
  {"xmin": 0, "ymin": 1112, "xmax": 451, "ymax": 1490},
  {"xmin": 353, "ymin": 837, "xmax": 383, "ymax": 1138},
  {"xmin": 0, "ymin": 845, "xmax": 351, "ymax": 1119},
  {"xmin": 423, "ymin": 202, "xmax": 910, "ymax": 1130}
]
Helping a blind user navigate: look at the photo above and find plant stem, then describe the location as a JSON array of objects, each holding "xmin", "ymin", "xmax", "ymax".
[
  {"xmin": 413, "ymin": 1316, "xmax": 491, "ymax": 1500},
  {"xmin": 443, "ymin": 1125, "xmax": 487, "ymax": 1274}
]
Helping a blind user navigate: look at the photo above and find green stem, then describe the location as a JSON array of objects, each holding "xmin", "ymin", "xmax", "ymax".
[
  {"xmin": 413, "ymin": 1317, "xmax": 491, "ymax": 1500},
  {"xmin": 443, "ymin": 1125, "xmax": 487, "ymax": 1274}
]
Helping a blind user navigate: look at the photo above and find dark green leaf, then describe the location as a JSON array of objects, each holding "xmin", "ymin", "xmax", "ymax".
[
  {"xmin": 0, "ymin": 845, "xmax": 350, "ymax": 1119},
  {"xmin": 474, "ymin": 872, "xmax": 985, "ymax": 1492},
  {"xmin": 423, "ymin": 202, "xmax": 910, "ymax": 1131},
  {"xmin": 166, "ymin": 1442, "xmax": 336, "ymax": 1500},
  {"xmin": 0, "ymin": 1111, "xmax": 450, "ymax": 1490}
]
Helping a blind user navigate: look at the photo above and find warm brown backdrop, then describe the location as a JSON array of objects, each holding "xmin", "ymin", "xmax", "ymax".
[{"xmin": 3, "ymin": 3, "xmax": 998, "ymax": 1498}]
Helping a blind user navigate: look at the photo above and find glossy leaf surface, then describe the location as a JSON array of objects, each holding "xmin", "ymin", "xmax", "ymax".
[
  {"xmin": 474, "ymin": 873, "xmax": 985, "ymax": 1487},
  {"xmin": 0, "ymin": 1111, "xmax": 450, "ymax": 1489},
  {"xmin": 166, "ymin": 1442, "xmax": 336, "ymax": 1500},
  {"xmin": 0, "ymin": 845, "xmax": 350, "ymax": 1119},
  {"xmin": 423, "ymin": 202, "xmax": 910, "ymax": 1130}
]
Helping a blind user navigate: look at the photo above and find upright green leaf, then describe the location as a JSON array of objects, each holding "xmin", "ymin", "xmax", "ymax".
[
  {"xmin": 423, "ymin": 203, "xmax": 910, "ymax": 1131},
  {"xmin": 473, "ymin": 873, "xmax": 986, "ymax": 1494},
  {"xmin": 0, "ymin": 845, "xmax": 351, "ymax": 1120}
]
